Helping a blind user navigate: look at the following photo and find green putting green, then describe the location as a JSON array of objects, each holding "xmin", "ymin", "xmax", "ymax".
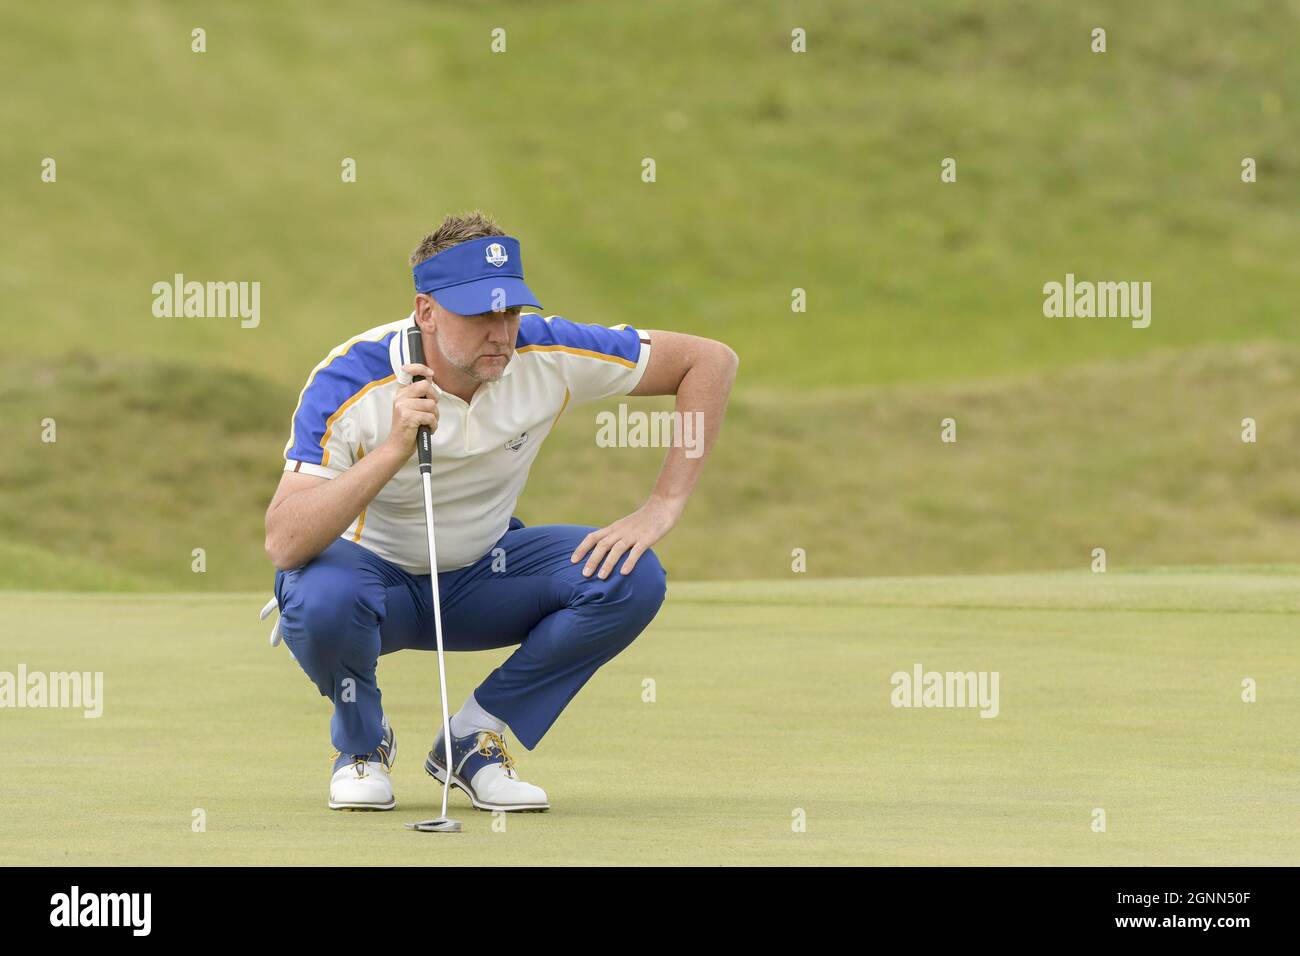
[{"xmin": 2, "ymin": 568, "xmax": 1295, "ymax": 865}]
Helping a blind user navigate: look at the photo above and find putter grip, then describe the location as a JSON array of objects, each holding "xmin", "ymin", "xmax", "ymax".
[{"xmin": 404, "ymin": 326, "xmax": 434, "ymax": 474}]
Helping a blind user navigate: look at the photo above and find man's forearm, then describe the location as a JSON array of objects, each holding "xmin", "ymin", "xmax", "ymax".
[
  {"xmin": 647, "ymin": 346, "xmax": 738, "ymax": 517},
  {"xmin": 266, "ymin": 442, "xmax": 410, "ymax": 570}
]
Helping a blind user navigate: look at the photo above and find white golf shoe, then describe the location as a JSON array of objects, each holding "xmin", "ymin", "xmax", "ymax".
[
  {"xmin": 425, "ymin": 729, "xmax": 549, "ymax": 812},
  {"xmin": 328, "ymin": 718, "xmax": 397, "ymax": 811}
]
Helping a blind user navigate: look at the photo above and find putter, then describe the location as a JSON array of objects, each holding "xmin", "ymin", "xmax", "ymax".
[{"xmin": 403, "ymin": 325, "xmax": 462, "ymax": 834}]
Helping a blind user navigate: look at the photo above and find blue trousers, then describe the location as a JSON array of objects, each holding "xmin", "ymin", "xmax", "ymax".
[{"xmin": 273, "ymin": 518, "xmax": 667, "ymax": 756}]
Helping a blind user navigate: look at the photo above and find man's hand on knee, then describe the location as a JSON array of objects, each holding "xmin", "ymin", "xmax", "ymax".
[{"xmin": 570, "ymin": 497, "xmax": 680, "ymax": 579}]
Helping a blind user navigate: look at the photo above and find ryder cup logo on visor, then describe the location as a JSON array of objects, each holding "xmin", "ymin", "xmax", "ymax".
[{"xmin": 485, "ymin": 243, "xmax": 509, "ymax": 267}]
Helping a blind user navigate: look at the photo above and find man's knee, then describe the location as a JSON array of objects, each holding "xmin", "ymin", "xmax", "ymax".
[
  {"xmin": 619, "ymin": 548, "xmax": 667, "ymax": 618},
  {"xmin": 284, "ymin": 566, "xmax": 377, "ymax": 657}
]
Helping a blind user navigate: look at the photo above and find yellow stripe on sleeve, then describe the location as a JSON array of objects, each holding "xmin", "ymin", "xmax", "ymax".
[
  {"xmin": 351, "ymin": 445, "xmax": 367, "ymax": 541},
  {"xmin": 551, "ymin": 387, "xmax": 571, "ymax": 429},
  {"xmin": 320, "ymin": 375, "xmax": 395, "ymax": 468},
  {"xmin": 515, "ymin": 343, "xmax": 637, "ymax": 368},
  {"xmin": 283, "ymin": 328, "xmax": 396, "ymax": 459}
]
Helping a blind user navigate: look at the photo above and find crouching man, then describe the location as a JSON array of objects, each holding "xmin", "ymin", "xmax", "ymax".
[{"xmin": 263, "ymin": 211, "xmax": 738, "ymax": 812}]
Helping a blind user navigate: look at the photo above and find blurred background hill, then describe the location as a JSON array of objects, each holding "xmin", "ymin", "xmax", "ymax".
[{"xmin": 2, "ymin": 0, "xmax": 1298, "ymax": 590}]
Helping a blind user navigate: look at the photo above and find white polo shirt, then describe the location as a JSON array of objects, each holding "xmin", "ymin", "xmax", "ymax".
[{"xmin": 281, "ymin": 312, "xmax": 652, "ymax": 573}]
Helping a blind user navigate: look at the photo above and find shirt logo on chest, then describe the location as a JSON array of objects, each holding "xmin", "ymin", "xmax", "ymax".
[{"xmin": 504, "ymin": 432, "xmax": 529, "ymax": 452}]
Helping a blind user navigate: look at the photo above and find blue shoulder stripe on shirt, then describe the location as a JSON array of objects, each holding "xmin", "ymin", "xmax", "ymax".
[
  {"xmin": 286, "ymin": 333, "xmax": 396, "ymax": 465},
  {"xmin": 515, "ymin": 314, "xmax": 641, "ymax": 365}
]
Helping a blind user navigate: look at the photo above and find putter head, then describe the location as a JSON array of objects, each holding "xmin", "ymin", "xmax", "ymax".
[{"xmin": 405, "ymin": 817, "xmax": 462, "ymax": 833}]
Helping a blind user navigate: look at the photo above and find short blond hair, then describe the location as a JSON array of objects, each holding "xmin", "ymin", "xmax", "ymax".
[{"xmin": 409, "ymin": 209, "xmax": 507, "ymax": 267}]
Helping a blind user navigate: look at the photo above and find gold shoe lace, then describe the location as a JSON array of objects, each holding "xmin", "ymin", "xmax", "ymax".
[
  {"xmin": 330, "ymin": 735, "xmax": 395, "ymax": 775},
  {"xmin": 477, "ymin": 730, "xmax": 517, "ymax": 777}
]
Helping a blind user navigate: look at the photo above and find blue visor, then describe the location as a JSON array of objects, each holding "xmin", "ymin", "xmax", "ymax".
[{"xmin": 412, "ymin": 235, "xmax": 542, "ymax": 315}]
